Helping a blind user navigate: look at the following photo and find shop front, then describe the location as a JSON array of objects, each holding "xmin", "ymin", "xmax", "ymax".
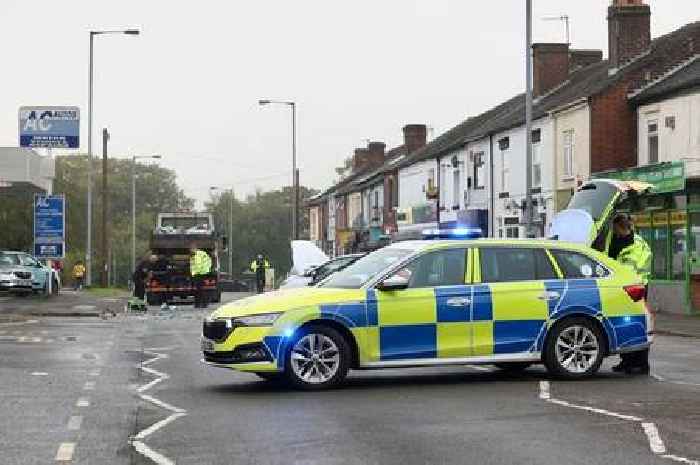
[{"xmin": 596, "ymin": 162, "xmax": 697, "ymax": 315}]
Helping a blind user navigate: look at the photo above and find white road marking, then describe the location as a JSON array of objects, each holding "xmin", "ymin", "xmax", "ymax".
[
  {"xmin": 130, "ymin": 348, "xmax": 187, "ymax": 465},
  {"xmin": 89, "ymin": 369, "xmax": 101, "ymax": 377},
  {"xmin": 46, "ymin": 339, "xmax": 54, "ymax": 343},
  {"xmin": 465, "ymin": 364, "xmax": 491, "ymax": 371},
  {"xmin": 0, "ymin": 319, "xmax": 38, "ymax": 327},
  {"xmin": 662, "ymin": 454, "xmax": 700, "ymax": 464},
  {"xmin": 55, "ymin": 442, "xmax": 75, "ymax": 461},
  {"xmin": 652, "ymin": 371, "xmax": 700, "ymax": 388},
  {"xmin": 139, "ymin": 394, "xmax": 186, "ymax": 414},
  {"xmin": 76, "ymin": 398, "xmax": 90, "ymax": 407},
  {"xmin": 539, "ymin": 380, "xmax": 697, "ymax": 464},
  {"xmin": 131, "ymin": 440, "xmax": 176, "ymax": 465},
  {"xmin": 72, "ymin": 305, "xmax": 97, "ymax": 311},
  {"xmin": 642, "ymin": 422, "xmax": 667, "ymax": 454},
  {"xmin": 31, "ymin": 372, "xmax": 49, "ymax": 376},
  {"xmin": 67, "ymin": 415, "xmax": 82, "ymax": 431},
  {"xmin": 83, "ymin": 381, "xmax": 95, "ymax": 391}
]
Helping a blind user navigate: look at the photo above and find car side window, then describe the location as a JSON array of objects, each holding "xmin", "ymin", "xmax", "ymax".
[
  {"xmin": 480, "ymin": 248, "xmax": 556, "ymax": 283},
  {"xmin": 19, "ymin": 254, "xmax": 38, "ymax": 267},
  {"xmin": 397, "ymin": 249, "xmax": 466, "ymax": 288},
  {"xmin": 550, "ymin": 250, "xmax": 608, "ymax": 279}
]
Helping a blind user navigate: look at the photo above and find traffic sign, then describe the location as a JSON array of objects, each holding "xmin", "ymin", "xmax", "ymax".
[
  {"xmin": 19, "ymin": 106, "xmax": 79, "ymax": 149},
  {"xmin": 34, "ymin": 194, "xmax": 65, "ymax": 258}
]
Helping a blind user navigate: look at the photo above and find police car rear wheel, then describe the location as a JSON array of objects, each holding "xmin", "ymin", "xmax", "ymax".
[
  {"xmin": 545, "ymin": 317, "xmax": 603, "ymax": 379},
  {"xmin": 285, "ymin": 325, "xmax": 350, "ymax": 390}
]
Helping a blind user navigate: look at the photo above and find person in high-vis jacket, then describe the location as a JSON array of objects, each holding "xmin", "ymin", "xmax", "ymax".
[
  {"xmin": 250, "ymin": 254, "xmax": 270, "ymax": 293},
  {"xmin": 606, "ymin": 213, "xmax": 652, "ymax": 374},
  {"xmin": 190, "ymin": 244, "xmax": 212, "ymax": 308}
]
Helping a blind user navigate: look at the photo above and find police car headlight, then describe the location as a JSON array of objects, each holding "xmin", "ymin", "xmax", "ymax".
[{"xmin": 233, "ymin": 312, "xmax": 282, "ymax": 326}]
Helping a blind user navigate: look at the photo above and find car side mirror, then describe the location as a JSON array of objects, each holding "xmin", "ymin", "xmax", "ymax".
[{"xmin": 377, "ymin": 274, "xmax": 409, "ymax": 291}]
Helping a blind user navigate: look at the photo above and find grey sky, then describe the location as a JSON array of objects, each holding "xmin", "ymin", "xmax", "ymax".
[{"xmin": 1, "ymin": 1, "xmax": 698, "ymax": 207}]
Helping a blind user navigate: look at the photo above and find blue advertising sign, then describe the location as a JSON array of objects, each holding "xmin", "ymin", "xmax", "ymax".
[
  {"xmin": 34, "ymin": 194, "xmax": 65, "ymax": 259},
  {"xmin": 19, "ymin": 106, "xmax": 79, "ymax": 149}
]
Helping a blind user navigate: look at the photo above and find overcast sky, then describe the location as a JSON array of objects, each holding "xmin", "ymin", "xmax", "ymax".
[{"xmin": 1, "ymin": 0, "xmax": 698, "ymax": 206}]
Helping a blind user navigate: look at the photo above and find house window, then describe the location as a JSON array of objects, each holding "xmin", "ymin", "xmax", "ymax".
[
  {"xmin": 648, "ymin": 120, "xmax": 659, "ymax": 164},
  {"xmin": 498, "ymin": 137, "xmax": 510, "ymax": 151},
  {"xmin": 500, "ymin": 149, "xmax": 509, "ymax": 192},
  {"xmin": 473, "ymin": 152, "xmax": 485, "ymax": 189},
  {"xmin": 532, "ymin": 139, "xmax": 542, "ymax": 188},
  {"xmin": 453, "ymin": 169, "xmax": 461, "ymax": 210},
  {"xmin": 505, "ymin": 226, "xmax": 519, "ymax": 238},
  {"xmin": 563, "ymin": 129, "xmax": 574, "ymax": 178}
]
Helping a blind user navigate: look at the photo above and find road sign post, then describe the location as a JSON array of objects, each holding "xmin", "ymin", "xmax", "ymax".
[{"xmin": 34, "ymin": 194, "xmax": 66, "ymax": 260}]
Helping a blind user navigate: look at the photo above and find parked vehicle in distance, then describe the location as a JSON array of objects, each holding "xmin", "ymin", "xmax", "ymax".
[
  {"xmin": 201, "ymin": 239, "xmax": 652, "ymax": 389},
  {"xmin": 0, "ymin": 251, "xmax": 59, "ymax": 296},
  {"xmin": 279, "ymin": 241, "xmax": 329, "ymax": 289}
]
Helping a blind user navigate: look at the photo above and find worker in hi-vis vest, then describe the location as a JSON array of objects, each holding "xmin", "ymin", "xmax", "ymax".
[
  {"xmin": 250, "ymin": 254, "xmax": 270, "ymax": 294},
  {"xmin": 190, "ymin": 243, "xmax": 212, "ymax": 308}
]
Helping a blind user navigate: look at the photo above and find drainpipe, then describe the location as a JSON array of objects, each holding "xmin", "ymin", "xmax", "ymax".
[
  {"xmin": 489, "ymin": 134, "xmax": 495, "ymax": 237},
  {"xmin": 436, "ymin": 157, "xmax": 441, "ymax": 228}
]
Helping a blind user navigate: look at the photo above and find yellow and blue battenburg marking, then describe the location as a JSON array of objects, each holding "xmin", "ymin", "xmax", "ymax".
[{"xmin": 258, "ymin": 279, "xmax": 647, "ymax": 369}]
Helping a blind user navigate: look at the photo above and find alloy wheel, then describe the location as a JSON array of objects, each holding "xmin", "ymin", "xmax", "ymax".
[
  {"xmin": 555, "ymin": 325, "xmax": 599, "ymax": 374},
  {"xmin": 290, "ymin": 333, "xmax": 341, "ymax": 384}
]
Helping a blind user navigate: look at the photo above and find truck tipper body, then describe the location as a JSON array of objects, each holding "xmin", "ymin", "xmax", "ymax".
[{"xmin": 146, "ymin": 212, "xmax": 222, "ymax": 305}]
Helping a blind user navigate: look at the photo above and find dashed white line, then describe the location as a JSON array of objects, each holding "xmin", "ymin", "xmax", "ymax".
[
  {"xmin": 89, "ymin": 369, "xmax": 101, "ymax": 377},
  {"xmin": 76, "ymin": 398, "xmax": 90, "ymax": 407},
  {"xmin": 83, "ymin": 381, "xmax": 95, "ymax": 391},
  {"xmin": 642, "ymin": 422, "xmax": 667, "ymax": 454},
  {"xmin": 31, "ymin": 372, "xmax": 49, "ymax": 376},
  {"xmin": 67, "ymin": 415, "xmax": 83, "ymax": 431},
  {"xmin": 465, "ymin": 364, "xmax": 491, "ymax": 371},
  {"xmin": 538, "ymin": 380, "xmax": 696, "ymax": 464},
  {"xmin": 55, "ymin": 442, "xmax": 75, "ymax": 462}
]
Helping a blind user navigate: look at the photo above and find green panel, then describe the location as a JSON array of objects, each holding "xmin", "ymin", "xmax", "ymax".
[{"xmin": 593, "ymin": 161, "xmax": 685, "ymax": 194}]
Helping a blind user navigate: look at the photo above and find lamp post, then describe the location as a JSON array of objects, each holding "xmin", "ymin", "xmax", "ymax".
[
  {"xmin": 86, "ymin": 28, "xmax": 139, "ymax": 286},
  {"xmin": 258, "ymin": 99, "xmax": 298, "ymax": 240},
  {"xmin": 132, "ymin": 155, "xmax": 161, "ymax": 275},
  {"xmin": 210, "ymin": 186, "xmax": 234, "ymax": 276},
  {"xmin": 524, "ymin": 1, "xmax": 535, "ymax": 238}
]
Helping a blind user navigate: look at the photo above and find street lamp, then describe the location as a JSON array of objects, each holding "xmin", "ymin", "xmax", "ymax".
[
  {"xmin": 258, "ymin": 99, "xmax": 298, "ymax": 240},
  {"xmin": 86, "ymin": 28, "xmax": 140, "ymax": 286},
  {"xmin": 132, "ymin": 154, "xmax": 161, "ymax": 275},
  {"xmin": 210, "ymin": 186, "xmax": 234, "ymax": 276}
]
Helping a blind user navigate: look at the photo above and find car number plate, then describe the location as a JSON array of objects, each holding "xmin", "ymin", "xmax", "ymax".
[{"xmin": 201, "ymin": 338, "xmax": 215, "ymax": 352}]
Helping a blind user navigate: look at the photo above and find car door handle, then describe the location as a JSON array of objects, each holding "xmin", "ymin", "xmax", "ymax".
[
  {"xmin": 446, "ymin": 297, "xmax": 471, "ymax": 307},
  {"xmin": 537, "ymin": 291, "xmax": 560, "ymax": 301}
]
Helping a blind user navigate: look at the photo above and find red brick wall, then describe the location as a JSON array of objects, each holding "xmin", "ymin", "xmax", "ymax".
[
  {"xmin": 533, "ymin": 43, "xmax": 570, "ymax": 97},
  {"xmin": 590, "ymin": 80, "xmax": 638, "ymax": 173}
]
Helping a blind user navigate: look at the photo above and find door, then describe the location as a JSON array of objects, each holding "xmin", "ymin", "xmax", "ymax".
[
  {"xmin": 688, "ymin": 212, "xmax": 700, "ymax": 311},
  {"xmin": 476, "ymin": 247, "xmax": 557, "ymax": 355},
  {"xmin": 374, "ymin": 248, "xmax": 469, "ymax": 361}
]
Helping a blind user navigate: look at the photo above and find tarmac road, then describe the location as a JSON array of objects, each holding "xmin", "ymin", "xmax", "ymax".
[{"xmin": 1, "ymin": 291, "xmax": 699, "ymax": 465}]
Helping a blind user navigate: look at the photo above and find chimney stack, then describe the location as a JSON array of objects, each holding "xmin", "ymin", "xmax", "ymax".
[
  {"xmin": 569, "ymin": 49, "xmax": 604, "ymax": 73},
  {"xmin": 532, "ymin": 43, "xmax": 570, "ymax": 97},
  {"xmin": 608, "ymin": 0, "xmax": 651, "ymax": 67},
  {"xmin": 352, "ymin": 142, "xmax": 385, "ymax": 173},
  {"xmin": 402, "ymin": 124, "xmax": 427, "ymax": 154}
]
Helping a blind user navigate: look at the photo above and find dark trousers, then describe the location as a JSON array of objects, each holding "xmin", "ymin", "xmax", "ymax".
[
  {"xmin": 256, "ymin": 276, "xmax": 265, "ymax": 294},
  {"xmin": 193, "ymin": 275, "xmax": 208, "ymax": 308},
  {"xmin": 620, "ymin": 348, "xmax": 650, "ymax": 368},
  {"xmin": 134, "ymin": 282, "xmax": 145, "ymax": 300}
]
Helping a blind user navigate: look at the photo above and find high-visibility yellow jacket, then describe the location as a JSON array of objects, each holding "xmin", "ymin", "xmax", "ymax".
[
  {"xmin": 190, "ymin": 249, "xmax": 212, "ymax": 276},
  {"xmin": 250, "ymin": 259, "xmax": 270, "ymax": 273},
  {"xmin": 72, "ymin": 264, "xmax": 86, "ymax": 278},
  {"xmin": 605, "ymin": 232, "xmax": 652, "ymax": 284}
]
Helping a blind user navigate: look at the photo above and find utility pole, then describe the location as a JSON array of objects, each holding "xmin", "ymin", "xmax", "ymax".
[
  {"xmin": 525, "ymin": 0, "xmax": 535, "ymax": 238},
  {"xmin": 100, "ymin": 128, "xmax": 110, "ymax": 287}
]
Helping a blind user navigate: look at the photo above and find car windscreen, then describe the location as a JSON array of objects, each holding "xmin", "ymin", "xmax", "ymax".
[
  {"xmin": 0, "ymin": 253, "xmax": 20, "ymax": 266},
  {"xmin": 319, "ymin": 248, "xmax": 412, "ymax": 289},
  {"xmin": 566, "ymin": 181, "xmax": 618, "ymax": 221}
]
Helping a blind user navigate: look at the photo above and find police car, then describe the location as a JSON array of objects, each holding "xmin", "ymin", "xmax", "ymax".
[{"xmin": 202, "ymin": 234, "xmax": 651, "ymax": 389}]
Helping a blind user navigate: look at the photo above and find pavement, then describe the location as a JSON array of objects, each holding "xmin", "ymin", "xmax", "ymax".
[
  {"xmin": 656, "ymin": 311, "xmax": 700, "ymax": 338},
  {"xmin": 1, "ymin": 291, "xmax": 699, "ymax": 465}
]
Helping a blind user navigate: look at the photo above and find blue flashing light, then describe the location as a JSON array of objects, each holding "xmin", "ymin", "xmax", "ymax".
[
  {"xmin": 622, "ymin": 316, "xmax": 632, "ymax": 324},
  {"xmin": 422, "ymin": 227, "xmax": 482, "ymax": 240},
  {"xmin": 283, "ymin": 328, "xmax": 294, "ymax": 338}
]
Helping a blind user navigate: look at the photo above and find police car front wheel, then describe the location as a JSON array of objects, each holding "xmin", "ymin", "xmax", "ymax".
[
  {"xmin": 284, "ymin": 325, "xmax": 350, "ymax": 390},
  {"xmin": 545, "ymin": 317, "xmax": 604, "ymax": 379}
]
